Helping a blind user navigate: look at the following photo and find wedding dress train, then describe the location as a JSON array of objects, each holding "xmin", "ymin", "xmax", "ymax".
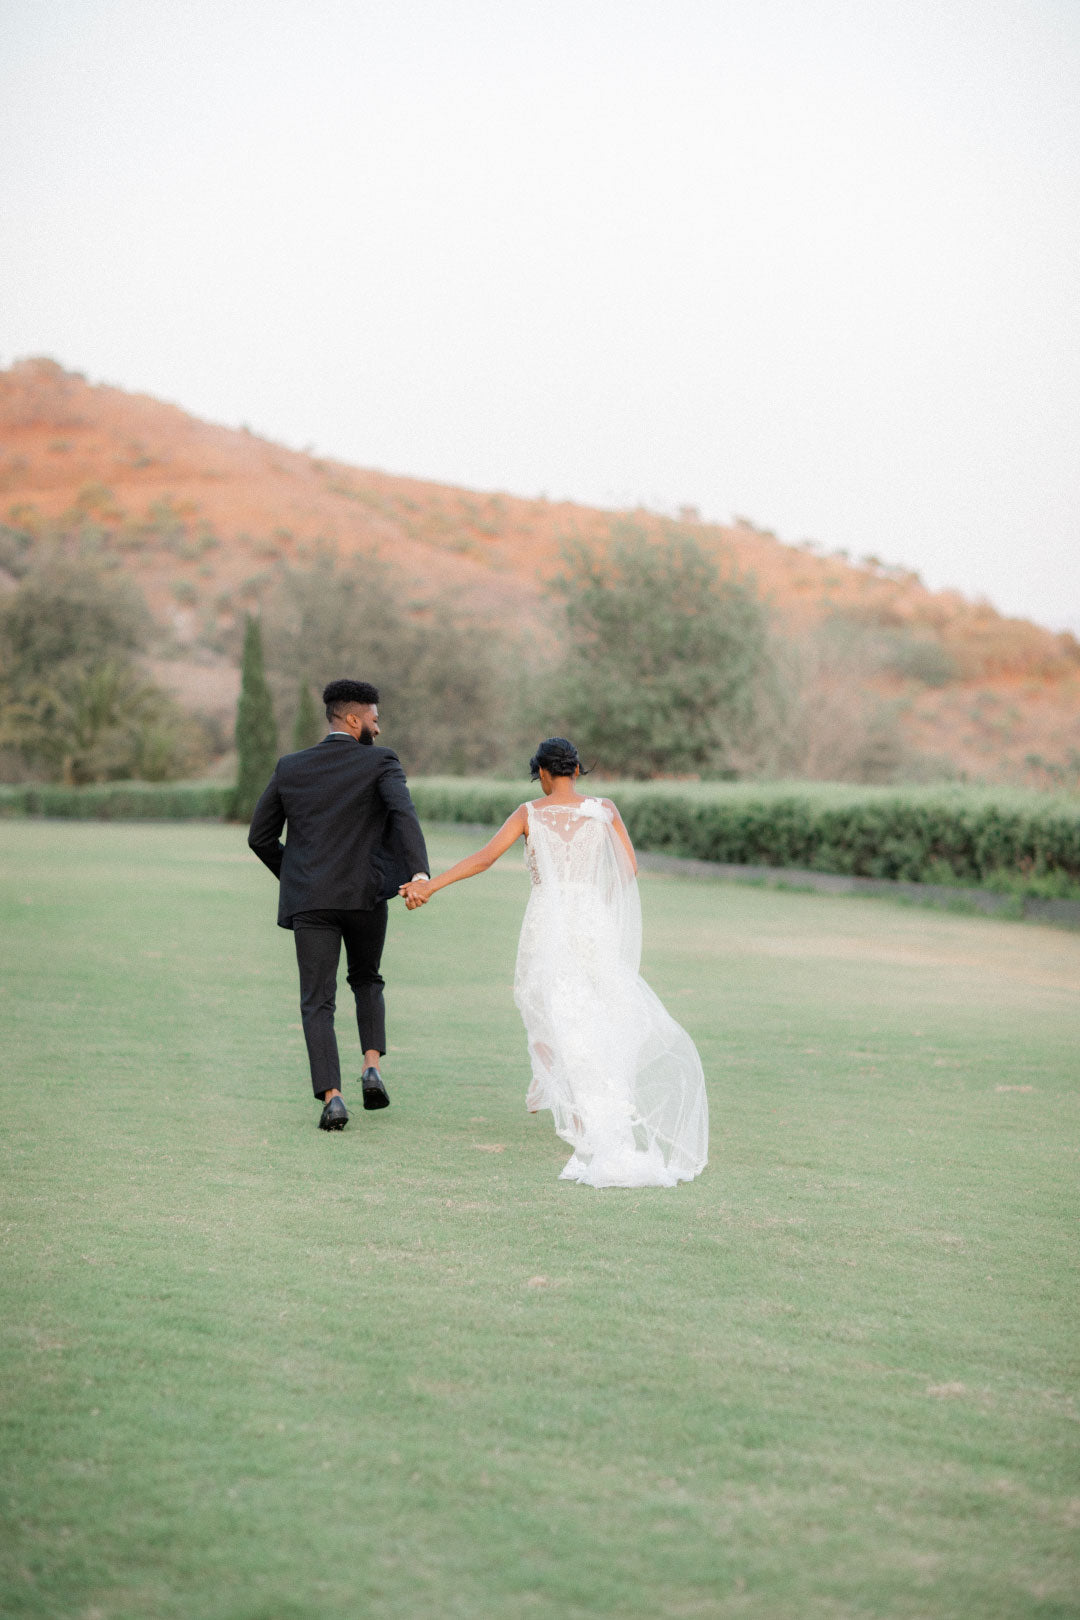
[{"xmin": 513, "ymin": 798, "xmax": 708, "ymax": 1187}]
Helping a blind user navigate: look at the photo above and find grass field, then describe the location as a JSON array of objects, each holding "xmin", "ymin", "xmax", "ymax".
[{"xmin": 1, "ymin": 822, "xmax": 1078, "ymax": 1620}]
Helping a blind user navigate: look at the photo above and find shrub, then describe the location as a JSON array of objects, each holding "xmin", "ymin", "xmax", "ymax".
[
  {"xmin": 257, "ymin": 555, "xmax": 532, "ymax": 776},
  {"xmin": 407, "ymin": 778, "xmax": 1080, "ymax": 895},
  {"xmin": 0, "ymin": 782, "xmax": 231, "ymax": 819},
  {"xmin": 784, "ymin": 619, "xmax": 940, "ymax": 782},
  {"xmin": 0, "ymin": 525, "xmax": 33, "ymax": 578},
  {"xmin": 0, "ymin": 555, "xmax": 150, "ymax": 677},
  {"xmin": 881, "ymin": 633, "xmax": 959, "ymax": 686},
  {"xmin": 547, "ymin": 525, "xmax": 782, "ymax": 777},
  {"xmin": 0, "ymin": 555, "xmax": 206, "ymax": 783},
  {"xmin": 5, "ymin": 774, "xmax": 1076, "ymax": 899}
]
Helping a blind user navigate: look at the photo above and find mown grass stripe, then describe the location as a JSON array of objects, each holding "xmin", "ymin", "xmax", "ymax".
[{"xmin": 1, "ymin": 822, "xmax": 1078, "ymax": 1618}]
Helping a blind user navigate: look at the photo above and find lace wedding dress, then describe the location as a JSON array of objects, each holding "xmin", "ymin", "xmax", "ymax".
[{"xmin": 514, "ymin": 798, "xmax": 708, "ymax": 1187}]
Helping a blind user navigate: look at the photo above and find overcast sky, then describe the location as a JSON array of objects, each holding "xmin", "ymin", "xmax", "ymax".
[{"xmin": 2, "ymin": 0, "xmax": 1078, "ymax": 632}]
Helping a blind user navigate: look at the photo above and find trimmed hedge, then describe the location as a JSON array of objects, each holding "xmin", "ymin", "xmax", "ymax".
[
  {"xmin": 4, "ymin": 775, "xmax": 1079, "ymax": 897},
  {"xmin": 408, "ymin": 777, "xmax": 1080, "ymax": 897},
  {"xmin": 0, "ymin": 781, "xmax": 232, "ymax": 820}
]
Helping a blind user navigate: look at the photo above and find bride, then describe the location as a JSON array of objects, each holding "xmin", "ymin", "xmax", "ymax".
[{"xmin": 400, "ymin": 738, "xmax": 708, "ymax": 1188}]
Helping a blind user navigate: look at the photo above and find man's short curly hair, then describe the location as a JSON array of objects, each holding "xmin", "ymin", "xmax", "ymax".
[{"xmin": 322, "ymin": 678, "xmax": 379, "ymax": 721}]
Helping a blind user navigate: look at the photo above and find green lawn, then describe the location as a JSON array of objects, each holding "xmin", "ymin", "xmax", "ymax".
[{"xmin": 1, "ymin": 822, "xmax": 1078, "ymax": 1620}]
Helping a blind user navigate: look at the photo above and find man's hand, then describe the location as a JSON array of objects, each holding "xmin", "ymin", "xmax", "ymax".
[{"xmin": 400, "ymin": 878, "xmax": 433, "ymax": 910}]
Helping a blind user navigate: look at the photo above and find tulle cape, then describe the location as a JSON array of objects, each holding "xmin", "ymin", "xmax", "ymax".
[{"xmin": 513, "ymin": 798, "xmax": 708, "ymax": 1187}]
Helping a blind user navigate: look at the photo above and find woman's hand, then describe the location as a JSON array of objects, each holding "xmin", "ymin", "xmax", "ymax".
[{"xmin": 399, "ymin": 878, "xmax": 433, "ymax": 909}]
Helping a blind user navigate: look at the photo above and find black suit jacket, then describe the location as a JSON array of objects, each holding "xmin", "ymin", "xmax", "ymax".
[{"xmin": 247, "ymin": 735, "xmax": 430, "ymax": 928}]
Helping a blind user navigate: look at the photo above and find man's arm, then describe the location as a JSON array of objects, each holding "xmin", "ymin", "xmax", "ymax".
[
  {"xmin": 377, "ymin": 753, "xmax": 430, "ymax": 879},
  {"xmin": 247, "ymin": 769, "xmax": 286, "ymax": 877}
]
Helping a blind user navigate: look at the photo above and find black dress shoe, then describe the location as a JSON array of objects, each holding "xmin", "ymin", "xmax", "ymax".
[
  {"xmin": 318, "ymin": 1094, "xmax": 349, "ymax": 1131},
  {"xmin": 361, "ymin": 1067, "xmax": 390, "ymax": 1110}
]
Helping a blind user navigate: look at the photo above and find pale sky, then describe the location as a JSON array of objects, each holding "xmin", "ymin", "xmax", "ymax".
[{"xmin": 1, "ymin": 0, "xmax": 1078, "ymax": 633}]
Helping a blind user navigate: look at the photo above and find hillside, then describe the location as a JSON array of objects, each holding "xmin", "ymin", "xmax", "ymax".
[{"xmin": 2, "ymin": 357, "xmax": 1078, "ymax": 785}]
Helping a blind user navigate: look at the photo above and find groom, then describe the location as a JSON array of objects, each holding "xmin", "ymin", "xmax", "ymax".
[{"xmin": 247, "ymin": 678, "xmax": 429, "ymax": 1131}]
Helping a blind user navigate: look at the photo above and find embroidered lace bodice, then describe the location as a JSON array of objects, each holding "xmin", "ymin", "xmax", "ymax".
[{"xmin": 523, "ymin": 797, "xmax": 612, "ymax": 887}]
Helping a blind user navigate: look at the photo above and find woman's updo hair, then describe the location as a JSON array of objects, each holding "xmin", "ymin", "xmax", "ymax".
[{"xmin": 529, "ymin": 737, "xmax": 588, "ymax": 781}]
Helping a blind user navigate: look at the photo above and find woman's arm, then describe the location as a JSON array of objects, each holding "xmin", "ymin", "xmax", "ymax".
[
  {"xmin": 602, "ymin": 799, "xmax": 637, "ymax": 873},
  {"xmin": 400, "ymin": 806, "xmax": 528, "ymax": 907}
]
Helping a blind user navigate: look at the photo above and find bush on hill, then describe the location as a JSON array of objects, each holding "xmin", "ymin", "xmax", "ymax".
[
  {"xmin": 256, "ymin": 555, "xmax": 534, "ymax": 775},
  {"xmin": 0, "ymin": 552, "xmax": 210, "ymax": 785},
  {"xmin": 545, "ymin": 526, "xmax": 784, "ymax": 778}
]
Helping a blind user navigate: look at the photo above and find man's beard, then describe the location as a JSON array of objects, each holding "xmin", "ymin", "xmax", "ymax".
[{"xmin": 359, "ymin": 726, "xmax": 375, "ymax": 746}]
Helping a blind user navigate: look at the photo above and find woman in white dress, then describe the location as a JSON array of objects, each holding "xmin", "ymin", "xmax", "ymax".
[{"xmin": 400, "ymin": 739, "xmax": 708, "ymax": 1188}]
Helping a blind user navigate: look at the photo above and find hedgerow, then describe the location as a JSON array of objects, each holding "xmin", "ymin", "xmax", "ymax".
[
  {"xmin": 0, "ymin": 782, "xmax": 232, "ymax": 819},
  {"xmin": 4, "ymin": 776, "xmax": 1078, "ymax": 895},
  {"xmin": 407, "ymin": 778, "xmax": 1080, "ymax": 895}
]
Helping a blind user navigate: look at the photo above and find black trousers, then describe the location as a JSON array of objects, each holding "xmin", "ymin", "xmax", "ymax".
[{"xmin": 292, "ymin": 905, "xmax": 388, "ymax": 1099}]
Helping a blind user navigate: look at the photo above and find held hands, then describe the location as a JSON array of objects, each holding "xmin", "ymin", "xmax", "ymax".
[{"xmin": 400, "ymin": 877, "xmax": 433, "ymax": 910}]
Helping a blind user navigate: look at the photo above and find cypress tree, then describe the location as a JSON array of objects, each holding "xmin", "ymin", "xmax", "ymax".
[
  {"xmin": 292, "ymin": 681, "xmax": 322, "ymax": 751},
  {"xmin": 232, "ymin": 614, "xmax": 278, "ymax": 820}
]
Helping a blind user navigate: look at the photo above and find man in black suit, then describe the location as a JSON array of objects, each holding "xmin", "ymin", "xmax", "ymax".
[{"xmin": 247, "ymin": 678, "xmax": 430, "ymax": 1131}]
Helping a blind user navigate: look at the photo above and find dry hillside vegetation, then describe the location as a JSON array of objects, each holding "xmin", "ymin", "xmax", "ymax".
[{"xmin": 1, "ymin": 357, "xmax": 1077, "ymax": 785}]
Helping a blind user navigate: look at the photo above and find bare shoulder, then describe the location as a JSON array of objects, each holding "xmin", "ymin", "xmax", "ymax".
[
  {"xmin": 598, "ymin": 796, "xmax": 622, "ymax": 818},
  {"xmin": 487, "ymin": 803, "xmax": 528, "ymax": 851}
]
